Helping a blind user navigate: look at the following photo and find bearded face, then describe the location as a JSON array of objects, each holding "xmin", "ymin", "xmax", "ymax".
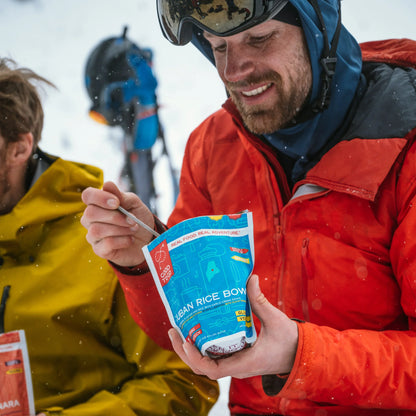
[
  {"xmin": 205, "ymin": 19, "xmax": 312, "ymax": 135},
  {"xmin": 226, "ymin": 64, "xmax": 311, "ymax": 134}
]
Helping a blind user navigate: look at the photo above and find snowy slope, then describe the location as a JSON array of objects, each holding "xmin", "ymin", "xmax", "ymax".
[{"xmin": 1, "ymin": 0, "xmax": 416, "ymax": 414}]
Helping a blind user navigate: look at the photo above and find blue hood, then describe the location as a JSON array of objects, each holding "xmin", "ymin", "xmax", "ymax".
[
  {"xmin": 263, "ymin": 0, "xmax": 363, "ymax": 181},
  {"xmin": 192, "ymin": 0, "xmax": 363, "ymax": 181}
]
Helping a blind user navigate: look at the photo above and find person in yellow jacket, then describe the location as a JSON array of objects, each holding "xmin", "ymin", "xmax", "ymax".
[{"xmin": 0, "ymin": 57, "xmax": 218, "ymax": 415}]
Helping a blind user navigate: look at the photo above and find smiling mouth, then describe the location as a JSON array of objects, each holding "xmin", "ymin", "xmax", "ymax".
[{"xmin": 241, "ymin": 83, "xmax": 272, "ymax": 97}]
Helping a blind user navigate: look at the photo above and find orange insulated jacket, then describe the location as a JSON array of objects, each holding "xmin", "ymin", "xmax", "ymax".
[{"xmin": 117, "ymin": 39, "xmax": 416, "ymax": 414}]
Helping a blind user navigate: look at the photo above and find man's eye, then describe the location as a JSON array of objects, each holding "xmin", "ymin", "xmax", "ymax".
[
  {"xmin": 249, "ymin": 34, "xmax": 272, "ymax": 45},
  {"xmin": 212, "ymin": 44, "xmax": 226, "ymax": 53}
]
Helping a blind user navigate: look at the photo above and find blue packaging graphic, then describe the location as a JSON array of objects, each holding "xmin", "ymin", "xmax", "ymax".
[{"xmin": 142, "ymin": 211, "xmax": 257, "ymax": 357}]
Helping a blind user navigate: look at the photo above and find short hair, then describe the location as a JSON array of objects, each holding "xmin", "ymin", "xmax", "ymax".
[{"xmin": 0, "ymin": 57, "xmax": 55, "ymax": 149}]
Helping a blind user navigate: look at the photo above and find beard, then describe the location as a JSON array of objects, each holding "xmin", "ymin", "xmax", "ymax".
[{"xmin": 226, "ymin": 70, "xmax": 311, "ymax": 135}]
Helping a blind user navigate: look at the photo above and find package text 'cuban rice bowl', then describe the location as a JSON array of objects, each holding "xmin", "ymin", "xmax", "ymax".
[{"xmin": 143, "ymin": 211, "xmax": 257, "ymax": 358}]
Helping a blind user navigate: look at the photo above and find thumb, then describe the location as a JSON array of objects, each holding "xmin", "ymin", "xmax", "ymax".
[
  {"xmin": 104, "ymin": 180, "xmax": 147, "ymax": 213},
  {"xmin": 102, "ymin": 181, "xmax": 144, "ymax": 213},
  {"xmin": 247, "ymin": 274, "xmax": 276, "ymax": 326}
]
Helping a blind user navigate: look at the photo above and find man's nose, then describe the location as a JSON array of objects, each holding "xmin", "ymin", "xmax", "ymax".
[{"xmin": 223, "ymin": 45, "xmax": 255, "ymax": 83}]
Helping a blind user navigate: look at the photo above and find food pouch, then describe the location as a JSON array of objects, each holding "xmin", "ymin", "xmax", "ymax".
[
  {"xmin": 0, "ymin": 330, "xmax": 35, "ymax": 416},
  {"xmin": 143, "ymin": 211, "xmax": 257, "ymax": 358}
]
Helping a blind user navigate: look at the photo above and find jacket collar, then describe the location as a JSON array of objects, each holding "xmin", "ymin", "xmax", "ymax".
[{"xmin": 223, "ymin": 97, "xmax": 414, "ymax": 202}]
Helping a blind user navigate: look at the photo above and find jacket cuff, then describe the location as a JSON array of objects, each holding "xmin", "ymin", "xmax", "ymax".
[
  {"xmin": 110, "ymin": 260, "xmax": 150, "ymax": 276},
  {"xmin": 276, "ymin": 320, "xmax": 307, "ymax": 398}
]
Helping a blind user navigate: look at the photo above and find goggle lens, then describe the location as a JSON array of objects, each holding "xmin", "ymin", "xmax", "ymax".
[{"xmin": 158, "ymin": 0, "xmax": 261, "ymax": 45}]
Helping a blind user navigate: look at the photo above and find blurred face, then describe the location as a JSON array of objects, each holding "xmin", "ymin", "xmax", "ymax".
[{"xmin": 204, "ymin": 20, "xmax": 312, "ymax": 134}]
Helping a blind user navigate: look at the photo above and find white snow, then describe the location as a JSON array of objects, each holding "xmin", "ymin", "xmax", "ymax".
[{"xmin": 1, "ymin": 0, "xmax": 415, "ymax": 414}]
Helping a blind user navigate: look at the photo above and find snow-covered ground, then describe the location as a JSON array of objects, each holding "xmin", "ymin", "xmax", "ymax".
[{"xmin": 1, "ymin": 0, "xmax": 415, "ymax": 414}]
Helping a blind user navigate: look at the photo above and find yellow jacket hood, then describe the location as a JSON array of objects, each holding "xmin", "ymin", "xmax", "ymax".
[{"xmin": 0, "ymin": 154, "xmax": 218, "ymax": 415}]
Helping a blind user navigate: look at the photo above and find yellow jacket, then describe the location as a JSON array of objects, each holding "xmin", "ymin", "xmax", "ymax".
[{"xmin": 0, "ymin": 151, "xmax": 218, "ymax": 415}]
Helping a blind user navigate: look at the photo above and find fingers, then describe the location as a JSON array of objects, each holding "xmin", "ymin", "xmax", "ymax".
[
  {"xmin": 168, "ymin": 275, "xmax": 299, "ymax": 380},
  {"xmin": 169, "ymin": 329, "xmax": 203, "ymax": 375},
  {"xmin": 81, "ymin": 181, "xmax": 151, "ymax": 238},
  {"xmin": 81, "ymin": 181, "xmax": 121, "ymax": 210},
  {"xmin": 169, "ymin": 328, "xmax": 221, "ymax": 378},
  {"xmin": 89, "ymin": 234, "xmax": 135, "ymax": 260},
  {"xmin": 85, "ymin": 217, "xmax": 137, "ymax": 243},
  {"xmin": 81, "ymin": 203, "xmax": 139, "ymax": 230},
  {"xmin": 84, "ymin": 220, "xmax": 137, "ymax": 257},
  {"xmin": 103, "ymin": 181, "xmax": 141, "ymax": 213},
  {"xmin": 82, "ymin": 181, "xmax": 155, "ymax": 234},
  {"xmin": 80, "ymin": 181, "xmax": 155, "ymax": 266},
  {"xmin": 102, "ymin": 181, "xmax": 123, "ymax": 199},
  {"xmin": 168, "ymin": 328, "xmax": 257, "ymax": 380}
]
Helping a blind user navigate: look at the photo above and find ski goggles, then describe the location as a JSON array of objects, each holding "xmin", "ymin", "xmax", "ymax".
[{"xmin": 157, "ymin": 0, "xmax": 289, "ymax": 45}]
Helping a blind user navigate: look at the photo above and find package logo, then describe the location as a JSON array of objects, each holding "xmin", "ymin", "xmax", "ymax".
[
  {"xmin": 187, "ymin": 324, "xmax": 202, "ymax": 344},
  {"xmin": 150, "ymin": 239, "xmax": 174, "ymax": 287}
]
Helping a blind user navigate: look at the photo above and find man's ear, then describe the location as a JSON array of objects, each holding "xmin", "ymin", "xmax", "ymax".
[{"xmin": 8, "ymin": 133, "xmax": 34, "ymax": 166}]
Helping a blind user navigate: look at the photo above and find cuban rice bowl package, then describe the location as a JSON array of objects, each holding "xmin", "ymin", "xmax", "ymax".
[
  {"xmin": 143, "ymin": 211, "xmax": 257, "ymax": 358},
  {"xmin": 0, "ymin": 330, "xmax": 35, "ymax": 416}
]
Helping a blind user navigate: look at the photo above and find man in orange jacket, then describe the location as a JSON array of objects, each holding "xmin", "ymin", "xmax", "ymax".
[{"xmin": 81, "ymin": 0, "xmax": 416, "ymax": 414}]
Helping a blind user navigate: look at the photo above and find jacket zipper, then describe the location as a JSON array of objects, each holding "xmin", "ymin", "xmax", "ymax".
[{"xmin": 301, "ymin": 238, "xmax": 311, "ymax": 322}]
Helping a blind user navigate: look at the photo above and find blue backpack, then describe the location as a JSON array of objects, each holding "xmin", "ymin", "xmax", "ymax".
[{"xmin": 85, "ymin": 27, "xmax": 159, "ymax": 150}]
